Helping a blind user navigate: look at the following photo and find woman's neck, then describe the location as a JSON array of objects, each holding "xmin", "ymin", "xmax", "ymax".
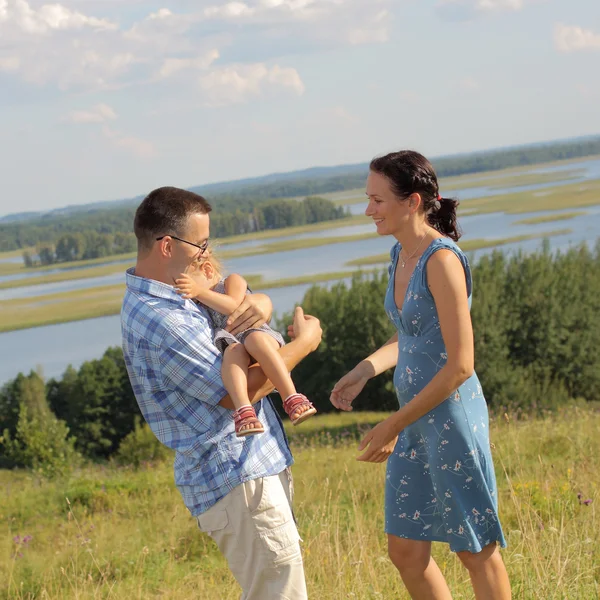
[{"xmin": 395, "ymin": 222, "xmax": 434, "ymax": 256}]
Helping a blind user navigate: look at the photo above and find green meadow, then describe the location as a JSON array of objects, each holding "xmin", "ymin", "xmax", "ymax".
[{"xmin": 1, "ymin": 408, "xmax": 599, "ymax": 599}]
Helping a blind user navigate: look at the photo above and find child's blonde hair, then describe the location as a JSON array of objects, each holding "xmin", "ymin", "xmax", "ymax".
[{"xmin": 199, "ymin": 241, "xmax": 224, "ymax": 277}]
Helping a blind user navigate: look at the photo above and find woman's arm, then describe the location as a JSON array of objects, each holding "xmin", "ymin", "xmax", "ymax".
[
  {"xmin": 355, "ymin": 332, "xmax": 399, "ymax": 379},
  {"xmin": 193, "ymin": 273, "xmax": 248, "ymax": 317},
  {"xmin": 330, "ymin": 332, "xmax": 398, "ymax": 411},
  {"xmin": 357, "ymin": 249, "xmax": 474, "ymax": 461}
]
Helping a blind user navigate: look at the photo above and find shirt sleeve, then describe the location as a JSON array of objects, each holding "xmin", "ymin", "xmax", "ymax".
[{"xmin": 159, "ymin": 322, "xmax": 228, "ymax": 407}]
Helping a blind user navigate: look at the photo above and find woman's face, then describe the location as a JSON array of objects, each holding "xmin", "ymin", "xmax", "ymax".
[{"xmin": 365, "ymin": 170, "xmax": 412, "ymax": 237}]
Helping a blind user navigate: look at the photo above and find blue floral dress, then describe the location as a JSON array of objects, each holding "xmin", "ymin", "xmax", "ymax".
[{"xmin": 384, "ymin": 237, "xmax": 507, "ymax": 553}]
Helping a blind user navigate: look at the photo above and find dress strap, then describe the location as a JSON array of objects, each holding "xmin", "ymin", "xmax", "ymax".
[
  {"xmin": 388, "ymin": 242, "xmax": 401, "ymax": 278},
  {"xmin": 419, "ymin": 238, "xmax": 472, "ymax": 298}
]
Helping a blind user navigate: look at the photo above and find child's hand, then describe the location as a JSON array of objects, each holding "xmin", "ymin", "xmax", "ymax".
[{"xmin": 175, "ymin": 273, "xmax": 202, "ymax": 299}]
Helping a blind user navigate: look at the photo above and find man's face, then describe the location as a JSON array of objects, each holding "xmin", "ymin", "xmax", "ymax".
[{"xmin": 165, "ymin": 212, "xmax": 210, "ymax": 283}]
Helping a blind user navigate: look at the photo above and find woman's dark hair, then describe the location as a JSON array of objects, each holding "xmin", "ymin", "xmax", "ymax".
[
  {"xmin": 369, "ymin": 150, "xmax": 462, "ymax": 241},
  {"xmin": 134, "ymin": 186, "xmax": 212, "ymax": 251}
]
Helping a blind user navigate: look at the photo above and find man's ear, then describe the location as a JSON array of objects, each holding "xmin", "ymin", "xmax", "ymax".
[{"xmin": 158, "ymin": 237, "xmax": 173, "ymax": 258}]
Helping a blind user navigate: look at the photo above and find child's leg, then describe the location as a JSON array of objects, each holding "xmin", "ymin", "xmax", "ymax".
[
  {"xmin": 243, "ymin": 332, "xmax": 316, "ymax": 422},
  {"xmin": 222, "ymin": 343, "xmax": 263, "ymax": 435}
]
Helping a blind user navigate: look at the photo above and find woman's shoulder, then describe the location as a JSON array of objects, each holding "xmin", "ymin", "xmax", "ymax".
[{"xmin": 423, "ymin": 236, "xmax": 465, "ymax": 262}]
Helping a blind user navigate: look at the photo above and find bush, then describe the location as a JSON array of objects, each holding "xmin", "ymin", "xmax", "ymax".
[
  {"xmin": 114, "ymin": 419, "xmax": 173, "ymax": 468},
  {"xmin": 0, "ymin": 404, "xmax": 80, "ymax": 478}
]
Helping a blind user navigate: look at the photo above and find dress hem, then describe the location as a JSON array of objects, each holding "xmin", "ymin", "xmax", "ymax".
[{"xmin": 384, "ymin": 527, "xmax": 508, "ymax": 554}]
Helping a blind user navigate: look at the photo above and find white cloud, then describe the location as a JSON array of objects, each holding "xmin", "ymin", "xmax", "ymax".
[
  {"xmin": 0, "ymin": 0, "xmax": 391, "ymax": 99},
  {"xmin": 436, "ymin": 0, "xmax": 527, "ymax": 20},
  {"xmin": 66, "ymin": 103, "xmax": 117, "ymax": 123},
  {"xmin": 157, "ymin": 50, "xmax": 220, "ymax": 79},
  {"xmin": 554, "ymin": 24, "xmax": 600, "ymax": 53},
  {"xmin": 460, "ymin": 76, "xmax": 480, "ymax": 91},
  {"xmin": 102, "ymin": 126, "xmax": 157, "ymax": 158},
  {"xmin": 0, "ymin": 0, "xmax": 116, "ymax": 34},
  {"xmin": 198, "ymin": 63, "xmax": 305, "ymax": 106},
  {"xmin": 0, "ymin": 55, "xmax": 19, "ymax": 71}
]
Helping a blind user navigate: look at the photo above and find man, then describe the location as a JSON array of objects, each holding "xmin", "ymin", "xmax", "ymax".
[{"xmin": 121, "ymin": 186, "xmax": 322, "ymax": 599}]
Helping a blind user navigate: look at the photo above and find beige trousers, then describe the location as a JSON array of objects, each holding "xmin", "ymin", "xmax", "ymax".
[{"xmin": 197, "ymin": 469, "xmax": 308, "ymax": 600}]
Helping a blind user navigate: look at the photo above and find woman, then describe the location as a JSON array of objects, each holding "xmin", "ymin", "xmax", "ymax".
[{"xmin": 330, "ymin": 151, "xmax": 511, "ymax": 599}]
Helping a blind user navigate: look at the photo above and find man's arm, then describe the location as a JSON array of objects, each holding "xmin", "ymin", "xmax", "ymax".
[{"xmin": 218, "ymin": 306, "xmax": 322, "ymax": 409}]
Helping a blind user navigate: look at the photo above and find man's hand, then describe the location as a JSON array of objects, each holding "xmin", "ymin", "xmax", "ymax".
[
  {"xmin": 287, "ymin": 306, "xmax": 322, "ymax": 352},
  {"xmin": 226, "ymin": 293, "xmax": 273, "ymax": 335}
]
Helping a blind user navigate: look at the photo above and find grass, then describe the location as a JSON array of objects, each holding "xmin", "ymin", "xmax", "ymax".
[
  {"xmin": 1, "ymin": 407, "xmax": 599, "ymax": 599},
  {"xmin": 2, "ymin": 174, "xmax": 599, "ymax": 286},
  {"xmin": 0, "ymin": 252, "xmax": 138, "ymax": 277},
  {"xmin": 0, "ymin": 269, "xmax": 382, "ymax": 333},
  {"xmin": 512, "ymin": 211, "xmax": 588, "ymax": 226},
  {"xmin": 0, "ymin": 262, "xmax": 135, "ymax": 291},
  {"xmin": 345, "ymin": 229, "xmax": 573, "ymax": 267},
  {"xmin": 0, "ymin": 220, "xmax": 374, "ymax": 287},
  {"xmin": 330, "ymin": 160, "xmax": 597, "ymax": 206},
  {"xmin": 459, "ymin": 178, "xmax": 600, "ymax": 215},
  {"xmin": 0, "ymin": 217, "xmax": 372, "ymax": 277}
]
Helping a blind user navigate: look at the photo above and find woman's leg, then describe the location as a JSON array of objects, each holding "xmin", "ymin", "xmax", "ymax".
[
  {"xmin": 222, "ymin": 343, "xmax": 262, "ymax": 434},
  {"xmin": 243, "ymin": 332, "xmax": 311, "ymax": 420},
  {"xmin": 456, "ymin": 543, "xmax": 511, "ymax": 600},
  {"xmin": 388, "ymin": 536, "xmax": 453, "ymax": 600}
]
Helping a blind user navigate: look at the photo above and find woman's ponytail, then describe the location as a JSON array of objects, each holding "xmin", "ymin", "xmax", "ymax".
[{"xmin": 427, "ymin": 196, "xmax": 462, "ymax": 242}]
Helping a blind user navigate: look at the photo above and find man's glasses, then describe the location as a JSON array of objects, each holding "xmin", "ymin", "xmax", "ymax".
[{"xmin": 156, "ymin": 235, "xmax": 209, "ymax": 256}]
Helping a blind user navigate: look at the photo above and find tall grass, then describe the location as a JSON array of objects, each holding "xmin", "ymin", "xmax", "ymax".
[{"xmin": 1, "ymin": 408, "xmax": 599, "ymax": 599}]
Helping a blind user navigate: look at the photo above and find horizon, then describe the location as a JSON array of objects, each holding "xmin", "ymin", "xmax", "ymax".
[{"xmin": 2, "ymin": 132, "xmax": 598, "ymax": 221}]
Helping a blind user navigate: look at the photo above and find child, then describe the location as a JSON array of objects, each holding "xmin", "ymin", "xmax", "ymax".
[{"xmin": 175, "ymin": 252, "xmax": 317, "ymax": 437}]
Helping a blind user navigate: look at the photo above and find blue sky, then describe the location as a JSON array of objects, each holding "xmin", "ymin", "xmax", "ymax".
[{"xmin": 0, "ymin": 0, "xmax": 599, "ymax": 216}]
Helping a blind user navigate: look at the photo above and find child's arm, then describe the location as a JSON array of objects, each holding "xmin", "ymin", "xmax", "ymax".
[{"xmin": 176, "ymin": 273, "xmax": 248, "ymax": 317}]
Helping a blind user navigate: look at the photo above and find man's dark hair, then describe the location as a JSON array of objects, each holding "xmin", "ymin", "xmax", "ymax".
[{"xmin": 133, "ymin": 186, "xmax": 212, "ymax": 251}]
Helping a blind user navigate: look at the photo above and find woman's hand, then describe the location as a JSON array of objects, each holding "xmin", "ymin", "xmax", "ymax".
[
  {"xmin": 330, "ymin": 363, "xmax": 372, "ymax": 412},
  {"xmin": 356, "ymin": 416, "xmax": 399, "ymax": 463}
]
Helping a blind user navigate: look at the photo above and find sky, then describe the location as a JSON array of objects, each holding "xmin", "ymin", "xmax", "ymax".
[{"xmin": 1, "ymin": 0, "xmax": 599, "ymax": 216}]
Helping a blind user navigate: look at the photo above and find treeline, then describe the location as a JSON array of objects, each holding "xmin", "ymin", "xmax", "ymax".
[
  {"xmin": 18, "ymin": 196, "xmax": 347, "ymax": 266},
  {"xmin": 1, "ymin": 241, "xmax": 600, "ymax": 474},
  {"xmin": 284, "ymin": 240, "xmax": 600, "ymax": 413},
  {"xmin": 4, "ymin": 135, "xmax": 600, "ymax": 256}
]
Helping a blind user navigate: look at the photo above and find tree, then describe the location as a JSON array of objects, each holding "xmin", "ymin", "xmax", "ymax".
[
  {"xmin": 55, "ymin": 233, "xmax": 86, "ymax": 262},
  {"xmin": 0, "ymin": 371, "xmax": 79, "ymax": 476},
  {"xmin": 37, "ymin": 243, "xmax": 55, "ymax": 265}
]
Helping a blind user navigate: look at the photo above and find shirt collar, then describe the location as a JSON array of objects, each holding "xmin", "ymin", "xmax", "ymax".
[{"xmin": 125, "ymin": 267, "xmax": 185, "ymax": 304}]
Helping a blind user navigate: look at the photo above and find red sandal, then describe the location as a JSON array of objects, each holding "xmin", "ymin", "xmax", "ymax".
[
  {"xmin": 283, "ymin": 393, "xmax": 317, "ymax": 426},
  {"xmin": 233, "ymin": 406, "xmax": 264, "ymax": 437}
]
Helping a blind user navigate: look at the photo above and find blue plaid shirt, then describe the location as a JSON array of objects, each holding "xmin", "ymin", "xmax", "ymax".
[{"xmin": 121, "ymin": 268, "xmax": 293, "ymax": 516}]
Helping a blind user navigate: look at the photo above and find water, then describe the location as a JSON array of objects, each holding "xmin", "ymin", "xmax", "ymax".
[
  {"xmin": 2, "ymin": 206, "xmax": 598, "ymax": 302},
  {"xmin": 0, "ymin": 279, "xmax": 351, "ymax": 383},
  {"xmin": 346, "ymin": 158, "xmax": 600, "ymax": 215},
  {"xmin": 1, "ymin": 157, "xmax": 600, "ymax": 384},
  {"xmin": 0, "ymin": 256, "xmax": 24, "ymax": 264}
]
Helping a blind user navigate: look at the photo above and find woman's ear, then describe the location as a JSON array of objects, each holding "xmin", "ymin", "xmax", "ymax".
[{"xmin": 408, "ymin": 193, "xmax": 422, "ymax": 213}]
